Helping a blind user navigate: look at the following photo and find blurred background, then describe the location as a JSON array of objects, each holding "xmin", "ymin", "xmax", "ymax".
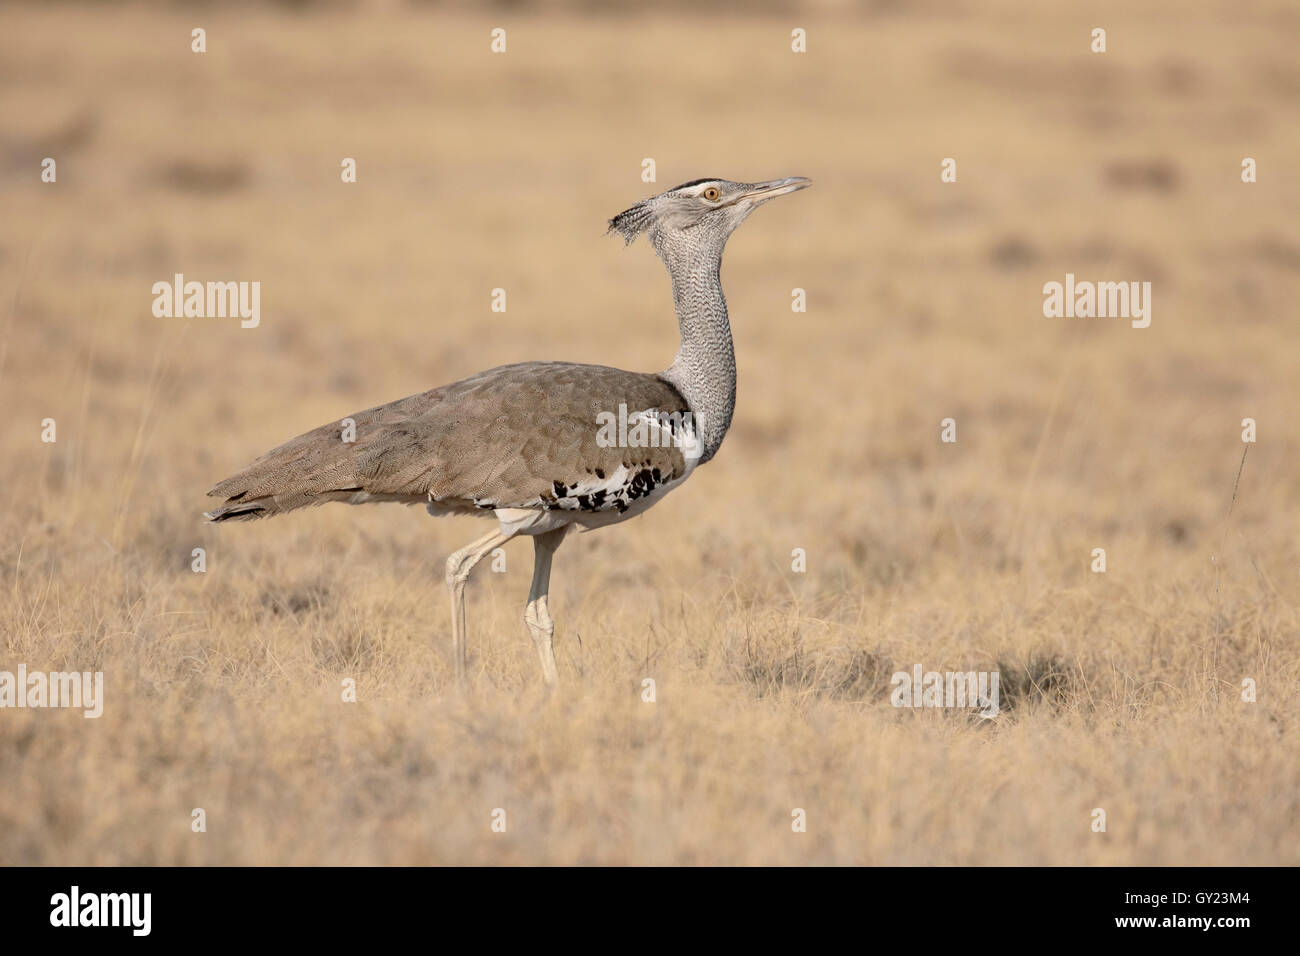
[{"xmin": 0, "ymin": 0, "xmax": 1296, "ymax": 864}]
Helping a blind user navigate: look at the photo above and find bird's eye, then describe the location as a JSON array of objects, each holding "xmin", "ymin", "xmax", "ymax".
[{"xmin": 702, "ymin": 187, "xmax": 721, "ymax": 202}]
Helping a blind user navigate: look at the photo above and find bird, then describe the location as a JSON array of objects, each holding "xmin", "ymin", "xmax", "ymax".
[{"xmin": 205, "ymin": 176, "xmax": 811, "ymax": 687}]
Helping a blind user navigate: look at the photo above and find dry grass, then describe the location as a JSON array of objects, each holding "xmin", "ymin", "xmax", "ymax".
[{"xmin": 0, "ymin": 0, "xmax": 1297, "ymax": 865}]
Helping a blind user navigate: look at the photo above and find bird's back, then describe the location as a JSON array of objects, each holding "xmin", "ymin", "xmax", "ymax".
[{"xmin": 205, "ymin": 362, "xmax": 694, "ymax": 522}]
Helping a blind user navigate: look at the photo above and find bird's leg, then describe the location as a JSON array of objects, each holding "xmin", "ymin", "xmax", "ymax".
[
  {"xmin": 524, "ymin": 527, "xmax": 568, "ymax": 688},
  {"xmin": 445, "ymin": 527, "xmax": 513, "ymax": 684}
]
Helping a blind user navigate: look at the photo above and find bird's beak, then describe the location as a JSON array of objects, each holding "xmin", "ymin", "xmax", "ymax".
[{"xmin": 736, "ymin": 177, "xmax": 812, "ymax": 204}]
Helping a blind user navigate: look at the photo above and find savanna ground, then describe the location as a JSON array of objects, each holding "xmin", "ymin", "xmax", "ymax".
[{"xmin": 0, "ymin": 0, "xmax": 1297, "ymax": 865}]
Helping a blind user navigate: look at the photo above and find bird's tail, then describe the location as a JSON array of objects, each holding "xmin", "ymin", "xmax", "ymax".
[
  {"xmin": 204, "ymin": 417, "xmax": 380, "ymax": 522},
  {"xmin": 203, "ymin": 498, "xmax": 273, "ymax": 522}
]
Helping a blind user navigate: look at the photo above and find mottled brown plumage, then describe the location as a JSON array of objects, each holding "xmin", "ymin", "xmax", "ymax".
[{"xmin": 206, "ymin": 361, "xmax": 689, "ymax": 521}]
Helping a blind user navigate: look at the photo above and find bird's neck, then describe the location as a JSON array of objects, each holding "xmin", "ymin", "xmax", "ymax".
[{"xmin": 657, "ymin": 244, "xmax": 736, "ymax": 464}]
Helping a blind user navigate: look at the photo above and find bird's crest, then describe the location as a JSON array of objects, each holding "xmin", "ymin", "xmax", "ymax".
[{"xmin": 607, "ymin": 199, "xmax": 654, "ymax": 245}]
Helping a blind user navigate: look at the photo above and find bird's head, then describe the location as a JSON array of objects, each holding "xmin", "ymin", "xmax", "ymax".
[{"xmin": 608, "ymin": 177, "xmax": 811, "ymax": 259}]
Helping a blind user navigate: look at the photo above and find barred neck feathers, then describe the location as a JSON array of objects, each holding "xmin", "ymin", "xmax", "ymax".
[{"xmin": 653, "ymin": 229, "xmax": 736, "ymax": 465}]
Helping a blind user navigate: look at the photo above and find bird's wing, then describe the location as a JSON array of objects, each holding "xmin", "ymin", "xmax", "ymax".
[{"xmin": 205, "ymin": 362, "xmax": 693, "ymax": 521}]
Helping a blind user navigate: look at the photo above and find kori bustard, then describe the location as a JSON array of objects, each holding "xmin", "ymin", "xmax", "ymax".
[{"xmin": 206, "ymin": 176, "xmax": 811, "ymax": 686}]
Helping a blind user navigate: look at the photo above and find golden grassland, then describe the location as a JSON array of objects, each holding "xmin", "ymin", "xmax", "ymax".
[{"xmin": 0, "ymin": 1, "xmax": 1297, "ymax": 864}]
